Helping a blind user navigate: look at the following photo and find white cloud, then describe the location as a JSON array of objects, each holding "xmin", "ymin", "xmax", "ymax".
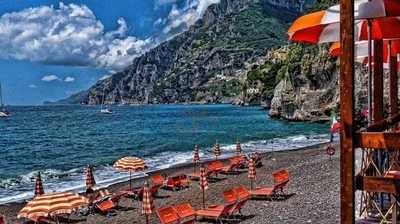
[
  {"xmin": 0, "ymin": 3, "xmax": 153, "ymax": 71},
  {"xmin": 41, "ymin": 75, "xmax": 59, "ymax": 82},
  {"xmin": 28, "ymin": 84, "xmax": 37, "ymax": 88},
  {"xmin": 162, "ymin": 0, "xmax": 220, "ymax": 35},
  {"xmin": 64, "ymin": 76, "xmax": 75, "ymax": 82}
]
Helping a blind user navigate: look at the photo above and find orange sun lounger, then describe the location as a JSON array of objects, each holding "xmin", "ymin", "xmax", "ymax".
[
  {"xmin": 247, "ymin": 169, "xmax": 290, "ymax": 198},
  {"xmin": 151, "ymin": 173, "xmax": 166, "ymax": 187},
  {"xmin": 173, "ymin": 203, "xmax": 196, "ymax": 224},
  {"xmin": 157, "ymin": 206, "xmax": 180, "ymax": 224},
  {"xmin": 164, "ymin": 175, "xmax": 190, "ymax": 190}
]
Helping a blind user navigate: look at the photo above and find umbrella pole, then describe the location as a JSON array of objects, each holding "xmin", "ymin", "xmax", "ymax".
[
  {"xmin": 146, "ymin": 215, "xmax": 149, "ymax": 224},
  {"xmin": 367, "ymin": 19, "xmax": 373, "ymax": 125},
  {"xmin": 250, "ymin": 179, "xmax": 253, "ymax": 190},
  {"xmin": 129, "ymin": 170, "xmax": 132, "ymax": 191},
  {"xmin": 202, "ymin": 188, "xmax": 205, "ymax": 209}
]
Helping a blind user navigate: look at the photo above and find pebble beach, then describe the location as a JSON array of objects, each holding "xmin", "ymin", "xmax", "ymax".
[{"xmin": 0, "ymin": 143, "xmax": 339, "ymax": 223}]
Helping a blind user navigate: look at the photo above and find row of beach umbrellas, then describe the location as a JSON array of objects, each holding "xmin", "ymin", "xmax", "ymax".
[{"xmin": 19, "ymin": 140, "xmax": 247, "ymax": 222}]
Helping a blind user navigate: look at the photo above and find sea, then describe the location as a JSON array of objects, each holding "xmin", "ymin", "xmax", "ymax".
[{"xmin": 0, "ymin": 104, "xmax": 331, "ymax": 204}]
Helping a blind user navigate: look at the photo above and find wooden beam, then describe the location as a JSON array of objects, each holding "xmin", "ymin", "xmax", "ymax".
[
  {"xmin": 356, "ymin": 132, "xmax": 400, "ymax": 149},
  {"xmin": 340, "ymin": 0, "xmax": 355, "ymax": 222},
  {"xmin": 389, "ymin": 44, "xmax": 398, "ymax": 116},
  {"xmin": 363, "ymin": 112, "xmax": 400, "ymax": 132},
  {"xmin": 374, "ymin": 39, "xmax": 384, "ymax": 122},
  {"xmin": 356, "ymin": 175, "xmax": 400, "ymax": 194}
]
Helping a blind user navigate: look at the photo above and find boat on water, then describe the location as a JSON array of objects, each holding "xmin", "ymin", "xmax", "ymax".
[
  {"xmin": 100, "ymin": 86, "xmax": 113, "ymax": 114},
  {"xmin": 0, "ymin": 82, "xmax": 10, "ymax": 117}
]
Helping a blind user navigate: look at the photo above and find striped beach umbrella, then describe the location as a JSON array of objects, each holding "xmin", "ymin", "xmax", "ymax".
[
  {"xmin": 141, "ymin": 182, "xmax": 154, "ymax": 224},
  {"xmin": 199, "ymin": 167, "xmax": 208, "ymax": 208},
  {"xmin": 213, "ymin": 141, "xmax": 221, "ymax": 159},
  {"xmin": 236, "ymin": 140, "xmax": 242, "ymax": 155},
  {"xmin": 248, "ymin": 158, "xmax": 256, "ymax": 190},
  {"xmin": 34, "ymin": 172, "xmax": 44, "ymax": 197},
  {"xmin": 193, "ymin": 145, "xmax": 200, "ymax": 173},
  {"xmin": 114, "ymin": 156, "xmax": 146, "ymax": 190},
  {"xmin": 85, "ymin": 165, "xmax": 96, "ymax": 189},
  {"xmin": 18, "ymin": 192, "xmax": 88, "ymax": 220}
]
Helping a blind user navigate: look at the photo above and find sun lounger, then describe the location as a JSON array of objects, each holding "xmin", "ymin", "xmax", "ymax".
[
  {"xmin": 164, "ymin": 175, "xmax": 190, "ymax": 190},
  {"xmin": 151, "ymin": 173, "xmax": 166, "ymax": 187},
  {"xmin": 157, "ymin": 206, "xmax": 180, "ymax": 224},
  {"xmin": 173, "ymin": 203, "xmax": 196, "ymax": 224},
  {"xmin": 247, "ymin": 169, "xmax": 290, "ymax": 199},
  {"xmin": 94, "ymin": 191, "xmax": 128, "ymax": 213},
  {"xmin": 196, "ymin": 202, "xmax": 237, "ymax": 223},
  {"xmin": 131, "ymin": 184, "xmax": 160, "ymax": 199}
]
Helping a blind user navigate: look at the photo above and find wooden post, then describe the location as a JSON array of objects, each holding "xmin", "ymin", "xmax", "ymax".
[
  {"xmin": 389, "ymin": 43, "xmax": 398, "ymax": 117},
  {"xmin": 340, "ymin": 0, "xmax": 355, "ymax": 223},
  {"xmin": 373, "ymin": 39, "xmax": 384, "ymax": 122}
]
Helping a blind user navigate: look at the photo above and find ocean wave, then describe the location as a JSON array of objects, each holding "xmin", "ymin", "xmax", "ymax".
[{"xmin": 0, "ymin": 134, "xmax": 330, "ymax": 204}]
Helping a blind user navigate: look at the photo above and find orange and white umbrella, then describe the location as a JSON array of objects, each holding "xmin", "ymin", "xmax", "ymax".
[
  {"xmin": 34, "ymin": 173, "xmax": 44, "ymax": 197},
  {"xmin": 193, "ymin": 145, "xmax": 200, "ymax": 163},
  {"xmin": 236, "ymin": 140, "xmax": 242, "ymax": 155},
  {"xmin": 289, "ymin": 15, "xmax": 400, "ymax": 43},
  {"xmin": 199, "ymin": 167, "xmax": 208, "ymax": 208},
  {"xmin": 85, "ymin": 165, "xmax": 96, "ymax": 189},
  {"xmin": 141, "ymin": 182, "xmax": 154, "ymax": 224},
  {"xmin": 248, "ymin": 158, "xmax": 256, "ymax": 190},
  {"xmin": 329, "ymin": 40, "xmax": 400, "ymax": 58},
  {"xmin": 213, "ymin": 141, "xmax": 221, "ymax": 159},
  {"xmin": 18, "ymin": 192, "xmax": 88, "ymax": 220},
  {"xmin": 114, "ymin": 156, "xmax": 146, "ymax": 190}
]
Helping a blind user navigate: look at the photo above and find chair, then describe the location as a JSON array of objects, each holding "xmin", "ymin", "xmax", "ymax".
[
  {"xmin": 249, "ymin": 169, "xmax": 290, "ymax": 199},
  {"xmin": 173, "ymin": 203, "xmax": 196, "ymax": 224},
  {"xmin": 157, "ymin": 206, "xmax": 180, "ymax": 224},
  {"xmin": 165, "ymin": 175, "xmax": 190, "ymax": 190},
  {"xmin": 196, "ymin": 202, "xmax": 237, "ymax": 224},
  {"xmin": 151, "ymin": 173, "xmax": 166, "ymax": 187},
  {"xmin": 188, "ymin": 168, "xmax": 214, "ymax": 180},
  {"xmin": 94, "ymin": 191, "xmax": 127, "ymax": 213}
]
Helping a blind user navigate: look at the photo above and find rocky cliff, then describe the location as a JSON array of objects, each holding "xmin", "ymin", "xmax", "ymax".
[{"xmin": 64, "ymin": 0, "xmax": 310, "ymax": 105}]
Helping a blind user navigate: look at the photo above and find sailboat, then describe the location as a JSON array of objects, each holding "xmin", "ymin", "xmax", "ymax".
[
  {"xmin": 0, "ymin": 82, "xmax": 10, "ymax": 117},
  {"xmin": 100, "ymin": 86, "xmax": 112, "ymax": 114}
]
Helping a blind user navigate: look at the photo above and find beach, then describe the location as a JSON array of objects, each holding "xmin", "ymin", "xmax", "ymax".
[{"xmin": 0, "ymin": 142, "xmax": 339, "ymax": 223}]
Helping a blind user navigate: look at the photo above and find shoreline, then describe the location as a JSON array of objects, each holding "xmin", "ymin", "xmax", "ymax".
[{"xmin": 0, "ymin": 141, "xmax": 339, "ymax": 223}]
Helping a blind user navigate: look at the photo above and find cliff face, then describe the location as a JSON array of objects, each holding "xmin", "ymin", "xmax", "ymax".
[{"xmin": 66, "ymin": 0, "xmax": 310, "ymax": 105}]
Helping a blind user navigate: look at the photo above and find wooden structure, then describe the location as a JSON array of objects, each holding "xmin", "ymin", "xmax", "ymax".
[{"xmin": 340, "ymin": 0, "xmax": 400, "ymax": 223}]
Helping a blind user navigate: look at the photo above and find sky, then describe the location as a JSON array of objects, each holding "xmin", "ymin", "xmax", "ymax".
[{"xmin": 0, "ymin": 0, "xmax": 220, "ymax": 105}]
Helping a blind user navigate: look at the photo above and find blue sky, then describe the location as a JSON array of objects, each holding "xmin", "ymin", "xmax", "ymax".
[{"xmin": 0, "ymin": 0, "xmax": 219, "ymax": 105}]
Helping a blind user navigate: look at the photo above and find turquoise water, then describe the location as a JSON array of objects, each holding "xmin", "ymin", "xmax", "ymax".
[{"xmin": 0, "ymin": 104, "xmax": 329, "ymax": 203}]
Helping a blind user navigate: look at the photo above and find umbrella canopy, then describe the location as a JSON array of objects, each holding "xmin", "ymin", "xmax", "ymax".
[
  {"xmin": 85, "ymin": 165, "xmax": 96, "ymax": 189},
  {"xmin": 199, "ymin": 167, "xmax": 208, "ymax": 208},
  {"xmin": 236, "ymin": 140, "xmax": 242, "ymax": 155},
  {"xmin": 289, "ymin": 16, "xmax": 400, "ymax": 43},
  {"xmin": 248, "ymin": 158, "xmax": 256, "ymax": 189},
  {"xmin": 34, "ymin": 173, "xmax": 44, "ymax": 197},
  {"xmin": 142, "ymin": 182, "xmax": 154, "ymax": 224},
  {"xmin": 329, "ymin": 40, "xmax": 400, "ymax": 59},
  {"xmin": 193, "ymin": 145, "xmax": 200, "ymax": 163},
  {"xmin": 213, "ymin": 142, "xmax": 221, "ymax": 158},
  {"xmin": 18, "ymin": 192, "xmax": 88, "ymax": 219},
  {"xmin": 113, "ymin": 156, "xmax": 146, "ymax": 171}
]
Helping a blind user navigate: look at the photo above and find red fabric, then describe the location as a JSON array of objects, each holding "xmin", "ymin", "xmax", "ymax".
[{"xmin": 384, "ymin": 0, "xmax": 400, "ymax": 17}]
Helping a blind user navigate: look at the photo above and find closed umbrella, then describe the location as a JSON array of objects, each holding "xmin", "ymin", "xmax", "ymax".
[
  {"xmin": 85, "ymin": 165, "xmax": 96, "ymax": 190},
  {"xmin": 193, "ymin": 145, "xmax": 200, "ymax": 173},
  {"xmin": 18, "ymin": 192, "xmax": 88, "ymax": 221},
  {"xmin": 199, "ymin": 167, "xmax": 208, "ymax": 209},
  {"xmin": 34, "ymin": 172, "xmax": 44, "ymax": 197},
  {"xmin": 141, "ymin": 182, "xmax": 154, "ymax": 224},
  {"xmin": 213, "ymin": 141, "xmax": 221, "ymax": 159},
  {"xmin": 248, "ymin": 158, "xmax": 256, "ymax": 190},
  {"xmin": 236, "ymin": 140, "xmax": 242, "ymax": 155},
  {"xmin": 114, "ymin": 156, "xmax": 146, "ymax": 191}
]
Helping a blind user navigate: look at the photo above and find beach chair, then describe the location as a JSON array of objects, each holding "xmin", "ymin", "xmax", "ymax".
[
  {"xmin": 151, "ymin": 173, "xmax": 166, "ymax": 187},
  {"xmin": 164, "ymin": 175, "xmax": 190, "ymax": 191},
  {"xmin": 220, "ymin": 160, "xmax": 240, "ymax": 174},
  {"xmin": 249, "ymin": 169, "xmax": 291, "ymax": 199},
  {"xmin": 94, "ymin": 191, "xmax": 127, "ymax": 213},
  {"xmin": 229, "ymin": 156, "xmax": 246, "ymax": 169},
  {"xmin": 157, "ymin": 206, "xmax": 180, "ymax": 224},
  {"xmin": 132, "ymin": 184, "xmax": 160, "ymax": 199},
  {"xmin": 188, "ymin": 167, "xmax": 214, "ymax": 180},
  {"xmin": 173, "ymin": 203, "xmax": 196, "ymax": 224},
  {"xmin": 196, "ymin": 202, "xmax": 237, "ymax": 223}
]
